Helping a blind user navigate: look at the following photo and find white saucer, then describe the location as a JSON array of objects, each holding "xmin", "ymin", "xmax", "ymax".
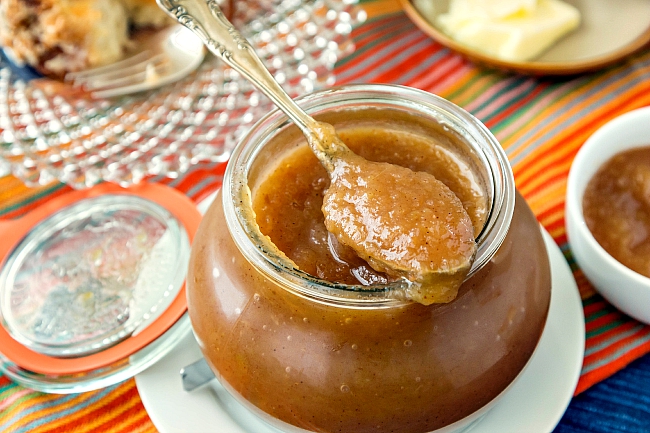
[{"xmin": 136, "ymin": 227, "xmax": 585, "ymax": 433}]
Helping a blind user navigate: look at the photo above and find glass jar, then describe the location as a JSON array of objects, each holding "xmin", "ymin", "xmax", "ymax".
[{"xmin": 187, "ymin": 84, "xmax": 551, "ymax": 433}]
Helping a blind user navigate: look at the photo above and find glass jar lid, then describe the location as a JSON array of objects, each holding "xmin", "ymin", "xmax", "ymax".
[{"xmin": 0, "ymin": 183, "xmax": 201, "ymax": 375}]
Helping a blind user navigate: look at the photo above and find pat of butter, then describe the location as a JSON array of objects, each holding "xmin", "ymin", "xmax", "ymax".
[{"xmin": 434, "ymin": 0, "xmax": 580, "ymax": 62}]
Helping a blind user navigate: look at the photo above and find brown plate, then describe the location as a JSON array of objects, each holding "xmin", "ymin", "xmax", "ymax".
[{"xmin": 400, "ymin": 0, "xmax": 650, "ymax": 75}]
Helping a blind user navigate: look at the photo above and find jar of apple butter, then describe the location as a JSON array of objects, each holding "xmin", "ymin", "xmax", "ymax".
[{"xmin": 187, "ymin": 84, "xmax": 551, "ymax": 433}]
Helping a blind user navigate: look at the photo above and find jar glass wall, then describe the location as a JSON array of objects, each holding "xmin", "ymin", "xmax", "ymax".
[{"xmin": 188, "ymin": 84, "xmax": 551, "ymax": 433}]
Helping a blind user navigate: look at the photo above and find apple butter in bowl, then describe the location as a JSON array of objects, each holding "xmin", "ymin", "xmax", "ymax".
[
  {"xmin": 566, "ymin": 106, "xmax": 650, "ymax": 325},
  {"xmin": 187, "ymin": 84, "xmax": 551, "ymax": 432}
]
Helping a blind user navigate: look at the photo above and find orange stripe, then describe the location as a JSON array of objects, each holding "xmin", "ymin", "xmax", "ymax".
[
  {"xmin": 33, "ymin": 384, "xmax": 135, "ymax": 433},
  {"xmin": 585, "ymin": 311, "xmax": 625, "ymax": 334},
  {"xmin": 509, "ymin": 89, "xmax": 650, "ymax": 170},
  {"xmin": 583, "ymin": 327, "xmax": 650, "ymax": 366},
  {"xmin": 442, "ymin": 73, "xmax": 498, "ymax": 106},
  {"xmin": 516, "ymin": 164, "xmax": 571, "ymax": 206},
  {"xmin": 83, "ymin": 391, "xmax": 152, "ymax": 433},
  {"xmin": 512, "ymin": 81, "xmax": 650, "ymax": 182},
  {"xmin": 574, "ymin": 271, "xmax": 597, "ymax": 300},
  {"xmin": 576, "ymin": 339, "xmax": 650, "ymax": 394},
  {"xmin": 360, "ymin": 0, "xmax": 403, "ymax": 18},
  {"xmin": 111, "ymin": 409, "xmax": 158, "ymax": 433},
  {"xmin": 583, "ymin": 299, "xmax": 610, "ymax": 317},
  {"xmin": 1, "ymin": 389, "xmax": 90, "ymax": 432},
  {"xmin": 538, "ymin": 212, "xmax": 565, "ymax": 236},
  {"xmin": 371, "ymin": 41, "xmax": 447, "ymax": 84},
  {"xmin": 586, "ymin": 321, "xmax": 641, "ymax": 348},
  {"xmin": 548, "ymin": 230, "xmax": 566, "ymax": 246},
  {"xmin": 334, "ymin": 17, "xmax": 415, "ymax": 78},
  {"xmin": 341, "ymin": 32, "xmax": 432, "ymax": 83},
  {"xmin": 352, "ymin": 13, "xmax": 413, "ymax": 47},
  {"xmin": 505, "ymin": 63, "xmax": 650, "ymax": 150},
  {"xmin": 531, "ymin": 197, "xmax": 565, "ymax": 224},
  {"xmin": 483, "ymin": 84, "xmax": 549, "ymax": 129},
  {"xmin": 407, "ymin": 53, "xmax": 463, "ymax": 90},
  {"xmin": 369, "ymin": 38, "xmax": 439, "ymax": 83}
]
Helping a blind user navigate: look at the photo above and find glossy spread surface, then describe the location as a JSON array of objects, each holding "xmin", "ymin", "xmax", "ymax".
[
  {"xmin": 583, "ymin": 146, "xmax": 650, "ymax": 277},
  {"xmin": 255, "ymin": 126, "xmax": 481, "ymax": 304}
]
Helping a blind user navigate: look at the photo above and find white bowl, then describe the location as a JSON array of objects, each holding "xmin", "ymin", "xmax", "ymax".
[{"xmin": 566, "ymin": 106, "xmax": 650, "ymax": 324}]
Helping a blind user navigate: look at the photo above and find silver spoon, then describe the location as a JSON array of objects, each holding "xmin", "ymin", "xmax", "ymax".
[{"xmin": 156, "ymin": 0, "xmax": 476, "ymax": 304}]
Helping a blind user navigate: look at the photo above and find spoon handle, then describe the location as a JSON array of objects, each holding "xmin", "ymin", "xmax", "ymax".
[
  {"xmin": 180, "ymin": 357, "xmax": 215, "ymax": 391},
  {"xmin": 156, "ymin": 0, "xmax": 346, "ymax": 169}
]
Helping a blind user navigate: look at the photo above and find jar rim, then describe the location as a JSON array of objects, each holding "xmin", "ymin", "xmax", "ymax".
[{"xmin": 223, "ymin": 84, "xmax": 515, "ymax": 308}]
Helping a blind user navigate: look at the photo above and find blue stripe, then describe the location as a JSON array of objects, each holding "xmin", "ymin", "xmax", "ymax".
[
  {"xmin": 185, "ymin": 175, "xmax": 223, "ymax": 199},
  {"xmin": 395, "ymin": 46, "xmax": 452, "ymax": 85},
  {"xmin": 360, "ymin": 37, "xmax": 445, "ymax": 83},
  {"xmin": 585, "ymin": 324, "xmax": 647, "ymax": 357},
  {"xmin": 0, "ymin": 384, "xmax": 117, "ymax": 433},
  {"xmin": 149, "ymin": 158, "xmax": 225, "ymax": 187},
  {"xmin": 476, "ymin": 79, "xmax": 542, "ymax": 124},
  {"xmin": 468, "ymin": 76, "xmax": 529, "ymax": 117},
  {"xmin": 336, "ymin": 23, "xmax": 426, "ymax": 82},
  {"xmin": 582, "ymin": 332, "xmax": 650, "ymax": 375},
  {"xmin": 555, "ymin": 353, "xmax": 650, "ymax": 433}
]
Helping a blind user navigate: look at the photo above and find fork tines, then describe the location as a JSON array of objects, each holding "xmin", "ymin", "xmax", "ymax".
[{"xmin": 65, "ymin": 50, "xmax": 170, "ymax": 98}]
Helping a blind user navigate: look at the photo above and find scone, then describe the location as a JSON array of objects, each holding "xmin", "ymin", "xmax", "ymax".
[{"xmin": 0, "ymin": 0, "xmax": 171, "ymax": 77}]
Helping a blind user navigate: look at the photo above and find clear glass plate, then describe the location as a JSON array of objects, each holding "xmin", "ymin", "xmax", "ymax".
[{"xmin": 0, "ymin": 0, "xmax": 363, "ymax": 189}]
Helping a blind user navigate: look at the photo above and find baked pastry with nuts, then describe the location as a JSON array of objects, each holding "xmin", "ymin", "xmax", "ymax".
[{"xmin": 0, "ymin": 0, "xmax": 171, "ymax": 77}]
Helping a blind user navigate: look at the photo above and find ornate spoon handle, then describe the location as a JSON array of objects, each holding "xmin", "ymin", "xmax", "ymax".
[{"xmin": 156, "ymin": 0, "xmax": 347, "ymax": 169}]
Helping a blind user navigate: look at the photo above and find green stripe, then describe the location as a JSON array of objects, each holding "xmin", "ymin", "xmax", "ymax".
[
  {"xmin": 470, "ymin": 77, "xmax": 529, "ymax": 117},
  {"xmin": 493, "ymin": 84, "xmax": 562, "ymax": 138},
  {"xmin": 585, "ymin": 308, "xmax": 612, "ymax": 323},
  {"xmin": 488, "ymin": 73, "xmax": 598, "ymax": 146},
  {"xmin": 351, "ymin": 13, "xmax": 407, "ymax": 41},
  {"xmin": 445, "ymin": 72, "xmax": 496, "ymax": 106},
  {"xmin": 561, "ymin": 248, "xmax": 576, "ymax": 267},
  {"xmin": 582, "ymin": 294, "xmax": 603, "ymax": 307},
  {"xmin": 0, "ymin": 392, "xmax": 38, "ymax": 420},
  {"xmin": 586, "ymin": 319, "xmax": 628, "ymax": 339},
  {"xmin": 0, "ymin": 381, "xmax": 19, "ymax": 399},
  {"xmin": 490, "ymin": 102, "xmax": 529, "ymax": 134},
  {"xmin": 0, "ymin": 183, "xmax": 65, "ymax": 217}
]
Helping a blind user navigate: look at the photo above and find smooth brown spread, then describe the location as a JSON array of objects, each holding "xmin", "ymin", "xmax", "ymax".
[
  {"xmin": 189, "ymin": 111, "xmax": 552, "ymax": 433},
  {"xmin": 253, "ymin": 126, "xmax": 486, "ymax": 303},
  {"xmin": 583, "ymin": 146, "xmax": 650, "ymax": 277}
]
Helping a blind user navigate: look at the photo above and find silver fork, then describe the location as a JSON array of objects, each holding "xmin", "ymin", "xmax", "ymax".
[{"xmin": 65, "ymin": 24, "xmax": 205, "ymax": 98}]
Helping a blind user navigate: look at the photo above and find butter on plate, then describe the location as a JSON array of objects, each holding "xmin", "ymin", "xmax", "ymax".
[{"xmin": 423, "ymin": 0, "xmax": 581, "ymax": 62}]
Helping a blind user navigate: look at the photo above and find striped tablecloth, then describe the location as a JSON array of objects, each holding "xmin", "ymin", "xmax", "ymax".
[{"xmin": 2, "ymin": 0, "xmax": 650, "ymax": 431}]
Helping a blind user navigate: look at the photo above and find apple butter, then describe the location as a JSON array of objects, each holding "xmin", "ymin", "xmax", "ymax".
[
  {"xmin": 187, "ymin": 85, "xmax": 551, "ymax": 433},
  {"xmin": 255, "ymin": 127, "xmax": 481, "ymax": 304},
  {"xmin": 583, "ymin": 146, "xmax": 650, "ymax": 277}
]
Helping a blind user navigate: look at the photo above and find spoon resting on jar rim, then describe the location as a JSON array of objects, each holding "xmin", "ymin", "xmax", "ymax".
[{"xmin": 156, "ymin": 0, "xmax": 477, "ymax": 304}]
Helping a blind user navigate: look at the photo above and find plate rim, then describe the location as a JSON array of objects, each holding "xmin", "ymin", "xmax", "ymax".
[{"xmin": 399, "ymin": 0, "xmax": 650, "ymax": 76}]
